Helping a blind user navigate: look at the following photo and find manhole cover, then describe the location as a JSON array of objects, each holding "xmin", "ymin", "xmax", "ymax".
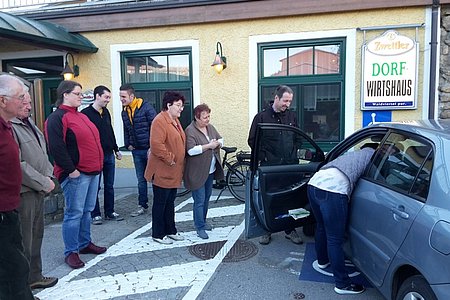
[
  {"xmin": 223, "ymin": 240, "xmax": 258, "ymax": 263},
  {"xmin": 188, "ymin": 240, "xmax": 258, "ymax": 262},
  {"xmin": 188, "ymin": 241, "xmax": 226, "ymax": 260}
]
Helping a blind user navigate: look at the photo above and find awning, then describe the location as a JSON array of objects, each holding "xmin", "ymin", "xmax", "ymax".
[{"xmin": 0, "ymin": 11, "xmax": 97, "ymax": 53}]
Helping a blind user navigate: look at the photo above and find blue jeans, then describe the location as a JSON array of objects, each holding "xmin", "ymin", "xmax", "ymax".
[
  {"xmin": 132, "ymin": 149, "xmax": 149, "ymax": 209},
  {"xmin": 307, "ymin": 185, "xmax": 350, "ymax": 289},
  {"xmin": 61, "ymin": 173, "xmax": 99, "ymax": 257},
  {"xmin": 192, "ymin": 173, "xmax": 214, "ymax": 230},
  {"xmin": 92, "ymin": 153, "xmax": 115, "ymax": 217},
  {"xmin": 151, "ymin": 185, "xmax": 177, "ymax": 239}
]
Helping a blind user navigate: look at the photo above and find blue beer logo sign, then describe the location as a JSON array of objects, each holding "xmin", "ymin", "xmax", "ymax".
[{"xmin": 362, "ymin": 30, "xmax": 418, "ymax": 110}]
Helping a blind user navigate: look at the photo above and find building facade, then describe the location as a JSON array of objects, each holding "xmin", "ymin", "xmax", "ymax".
[{"xmin": 1, "ymin": 0, "xmax": 447, "ymax": 167}]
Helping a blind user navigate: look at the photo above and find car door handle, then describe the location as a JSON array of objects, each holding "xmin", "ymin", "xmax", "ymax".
[
  {"xmin": 391, "ymin": 206, "xmax": 409, "ymax": 219},
  {"xmin": 290, "ymin": 181, "xmax": 307, "ymax": 191}
]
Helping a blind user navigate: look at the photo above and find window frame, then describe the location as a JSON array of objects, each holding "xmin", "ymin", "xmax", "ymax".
[
  {"xmin": 363, "ymin": 130, "xmax": 434, "ymax": 203},
  {"xmin": 257, "ymin": 38, "xmax": 346, "ymax": 152},
  {"xmin": 121, "ymin": 47, "xmax": 193, "ymax": 84},
  {"xmin": 120, "ymin": 47, "xmax": 194, "ymax": 129}
]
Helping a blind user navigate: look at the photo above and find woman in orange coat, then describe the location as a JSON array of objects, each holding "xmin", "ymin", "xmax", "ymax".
[{"xmin": 145, "ymin": 91, "xmax": 186, "ymax": 245}]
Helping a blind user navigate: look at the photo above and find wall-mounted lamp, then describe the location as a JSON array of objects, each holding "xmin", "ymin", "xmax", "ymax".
[
  {"xmin": 61, "ymin": 53, "xmax": 79, "ymax": 81},
  {"xmin": 211, "ymin": 42, "xmax": 227, "ymax": 74}
]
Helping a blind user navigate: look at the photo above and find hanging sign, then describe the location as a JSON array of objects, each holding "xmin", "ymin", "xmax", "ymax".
[{"xmin": 361, "ymin": 30, "xmax": 418, "ymax": 110}]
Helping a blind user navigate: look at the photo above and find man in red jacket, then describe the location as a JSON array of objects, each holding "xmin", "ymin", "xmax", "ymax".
[{"xmin": 0, "ymin": 74, "xmax": 35, "ymax": 299}]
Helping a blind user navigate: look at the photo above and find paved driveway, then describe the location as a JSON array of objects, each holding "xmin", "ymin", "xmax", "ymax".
[{"xmin": 37, "ymin": 188, "xmax": 383, "ymax": 299}]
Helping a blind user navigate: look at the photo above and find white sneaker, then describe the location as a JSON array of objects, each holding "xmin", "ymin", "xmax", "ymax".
[
  {"xmin": 334, "ymin": 284, "xmax": 365, "ymax": 295},
  {"xmin": 92, "ymin": 216, "xmax": 103, "ymax": 225},
  {"xmin": 167, "ymin": 233, "xmax": 184, "ymax": 241},
  {"xmin": 130, "ymin": 206, "xmax": 147, "ymax": 217},
  {"xmin": 105, "ymin": 212, "xmax": 124, "ymax": 221},
  {"xmin": 317, "ymin": 261, "xmax": 330, "ymax": 269},
  {"xmin": 152, "ymin": 237, "xmax": 173, "ymax": 245}
]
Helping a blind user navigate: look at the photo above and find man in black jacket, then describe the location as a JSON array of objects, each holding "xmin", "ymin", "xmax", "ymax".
[
  {"xmin": 248, "ymin": 85, "xmax": 303, "ymax": 245},
  {"xmin": 120, "ymin": 84, "xmax": 156, "ymax": 217},
  {"xmin": 82, "ymin": 85, "xmax": 123, "ymax": 224}
]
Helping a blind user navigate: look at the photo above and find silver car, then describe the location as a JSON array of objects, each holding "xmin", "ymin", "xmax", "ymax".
[{"xmin": 245, "ymin": 120, "xmax": 450, "ymax": 300}]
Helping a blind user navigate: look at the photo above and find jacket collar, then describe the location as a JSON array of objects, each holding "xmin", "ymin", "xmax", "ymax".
[
  {"xmin": 59, "ymin": 104, "xmax": 78, "ymax": 112},
  {"xmin": 11, "ymin": 117, "xmax": 27, "ymax": 125}
]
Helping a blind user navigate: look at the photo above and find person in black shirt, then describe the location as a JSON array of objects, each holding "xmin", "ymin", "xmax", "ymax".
[
  {"xmin": 82, "ymin": 85, "xmax": 123, "ymax": 224},
  {"xmin": 248, "ymin": 85, "xmax": 303, "ymax": 245}
]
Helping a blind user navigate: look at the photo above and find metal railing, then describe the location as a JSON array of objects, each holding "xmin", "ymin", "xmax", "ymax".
[
  {"xmin": 1, "ymin": 0, "xmax": 81, "ymax": 9},
  {"xmin": 0, "ymin": 0, "xmax": 146, "ymax": 10}
]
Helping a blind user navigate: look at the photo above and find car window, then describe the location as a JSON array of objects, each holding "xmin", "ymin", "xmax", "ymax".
[
  {"xmin": 338, "ymin": 137, "xmax": 381, "ymax": 155},
  {"xmin": 367, "ymin": 132, "xmax": 433, "ymax": 201},
  {"xmin": 256, "ymin": 127, "xmax": 321, "ymax": 167}
]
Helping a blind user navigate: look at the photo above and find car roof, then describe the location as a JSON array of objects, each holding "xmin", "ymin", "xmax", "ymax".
[{"xmin": 370, "ymin": 119, "xmax": 450, "ymax": 140}]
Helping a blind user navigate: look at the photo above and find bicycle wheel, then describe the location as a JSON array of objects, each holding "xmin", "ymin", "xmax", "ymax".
[{"xmin": 226, "ymin": 161, "xmax": 250, "ymax": 202}]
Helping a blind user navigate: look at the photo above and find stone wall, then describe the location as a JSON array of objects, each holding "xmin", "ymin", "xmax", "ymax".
[
  {"xmin": 440, "ymin": 6, "xmax": 450, "ymax": 118},
  {"xmin": 43, "ymin": 181, "xmax": 65, "ymax": 225}
]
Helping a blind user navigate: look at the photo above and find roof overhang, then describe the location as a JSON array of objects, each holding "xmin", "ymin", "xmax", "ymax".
[{"xmin": 0, "ymin": 11, "xmax": 97, "ymax": 53}]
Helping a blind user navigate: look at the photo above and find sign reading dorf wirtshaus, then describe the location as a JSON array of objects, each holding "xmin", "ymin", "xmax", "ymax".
[{"xmin": 362, "ymin": 30, "xmax": 418, "ymax": 110}]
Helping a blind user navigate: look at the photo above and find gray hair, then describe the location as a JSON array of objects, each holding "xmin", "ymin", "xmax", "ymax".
[{"xmin": 0, "ymin": 74, "xmax": 26, "ymax": 97}]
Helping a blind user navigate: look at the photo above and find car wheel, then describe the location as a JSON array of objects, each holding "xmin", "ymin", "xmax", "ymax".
[{"xmin": 396, "ymin": 275, "xmax": 437, "ymax": 300}]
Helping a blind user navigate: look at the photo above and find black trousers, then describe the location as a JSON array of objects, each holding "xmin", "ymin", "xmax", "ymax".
[
  {"xmin": 151, "ymin": 185, "xmax": 177, "ymax": 239},
  {"xmin": 0, "ymin": 210, "xmax": 34, "ymax": 300}
]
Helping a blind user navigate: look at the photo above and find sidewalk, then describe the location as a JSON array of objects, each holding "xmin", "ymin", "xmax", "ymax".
[
  {"xmin": 40, "ymin": 168, "xmax": 145, "ymax": 280},
  {"xmin": 35, "ymin": 168, "xmax": 384, "ymax": 300}
]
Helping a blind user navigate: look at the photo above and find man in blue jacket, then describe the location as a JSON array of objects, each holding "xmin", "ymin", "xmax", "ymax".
[{"xmin": 120, "ymin": 84, "xmax": 156, "ymax": 217}]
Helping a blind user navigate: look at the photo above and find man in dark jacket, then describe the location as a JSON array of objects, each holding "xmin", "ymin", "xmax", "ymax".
[
  {"xmin": 82, "ymin": 85, "xmax": 123, "ymax": 224},
  {"xmin": 120, "ymin": 84, "xmax": 156, "ymax": 217},
  {"xmin": 248, "ymin": 85, "xmax": 303, "ymax": 245}
]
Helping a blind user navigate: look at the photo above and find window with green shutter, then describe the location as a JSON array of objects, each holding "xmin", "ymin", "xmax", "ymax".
[
  {"xmin": 121, "ymin": 48, "xmax": 193, "ymax": 128},
  {"xmin": 258, "ymin": 38, "xmax": 346, "ymax": 151}
]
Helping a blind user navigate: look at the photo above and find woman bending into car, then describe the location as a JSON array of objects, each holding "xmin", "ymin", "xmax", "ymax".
[{"xmin": 307, "ymin": 143, "xmax": 378, "ymax": 295}]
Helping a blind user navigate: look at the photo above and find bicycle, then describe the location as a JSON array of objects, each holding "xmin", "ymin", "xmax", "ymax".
[{"xmin": 176, "ymin": 146, "xmax": 251, "ymax": 202}]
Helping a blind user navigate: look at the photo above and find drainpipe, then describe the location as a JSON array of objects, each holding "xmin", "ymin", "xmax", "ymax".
[{"xmin": 429, "ymin": 0, "xmax": 439, "ymax": 119}]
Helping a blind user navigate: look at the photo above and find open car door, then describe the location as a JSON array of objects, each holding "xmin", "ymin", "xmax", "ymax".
[{"xmin": 245, "ymin": 124, "xmax": 325, "ymax": 239}]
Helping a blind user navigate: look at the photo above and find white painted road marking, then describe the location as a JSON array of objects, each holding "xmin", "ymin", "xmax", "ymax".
[{"xmin": 37, "ymin": 197, "xmax": 245, "ymax": 299}]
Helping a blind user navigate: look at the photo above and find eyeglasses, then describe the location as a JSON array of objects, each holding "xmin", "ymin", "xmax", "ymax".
[
  {"xmin": 2, "ymin": 94, "xmax": 25, "ymax": 101},
  {"xmin": 171, "ymin": 103, "xmax": 184, "ymax": 109},
  {"xmin": 70, "ymin": 92, "xmax": 82, "ymax": 97}
]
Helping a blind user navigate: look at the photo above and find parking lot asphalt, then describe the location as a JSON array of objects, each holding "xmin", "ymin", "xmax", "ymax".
[{"xmin": 35, "ymin": 168, "xmax": 384, "ymax": 300}]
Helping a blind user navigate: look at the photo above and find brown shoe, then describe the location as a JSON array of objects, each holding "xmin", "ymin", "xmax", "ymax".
[
  {"xmin": 30, "ymin": 276, "xmax": 58, "ymax": 289},
  {"xmin": 65, "ymin": 252, "xmax": 85, "ymax": 269},
  {"xmin": 79, "ymin": 242, "xmax": 107, "ymax": 255}
]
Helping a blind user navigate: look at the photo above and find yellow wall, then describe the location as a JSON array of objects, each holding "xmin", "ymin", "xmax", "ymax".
[{"xmin": 73, "ymin": 7, "xmax": 426, "ymax": 167}]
